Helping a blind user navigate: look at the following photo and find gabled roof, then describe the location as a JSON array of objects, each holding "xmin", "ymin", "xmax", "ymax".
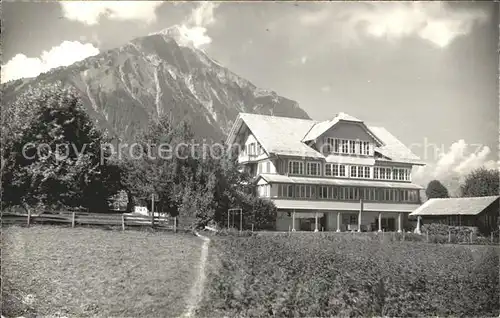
[
  {"xmin": 227, "ymin": 112, "xmax": 424, "ymax": 164},
  {"xmin": 370, "ymin": 127, "xmax": 424, "ymax": 165},
  {"xmin": 302, "ymin": 112, "xmax": 383, "ymax": 145},
  {"xmin": 410, "ymin": 196, "xmax": 499, "ymax": 216},
  {"xmin": 227, "ymin": 113, "xmax": 323, "ymax": 159}
]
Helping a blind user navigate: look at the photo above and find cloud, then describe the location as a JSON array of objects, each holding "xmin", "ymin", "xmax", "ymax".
[
  {"xmin": 412, "ymin": 139, "xmax": 498, "ymax": 194},
  {"xmin": 179, "ymin": 2, "xmax": 219, "ymax": 48},
  {"xmin": 301, "ymin": 56, "xmax": 308, "ymax": 64},
  {"xmin": 320, "ymin": 86, "xmax": 331, "ymax": 93},
  {"xmin": 60, "ymin": 1, "xmax": 163, "ymax": 25},
  {"xmin": 1, "ymin": 41, "xmax": 99, "ymax": 83},
  {"xmin": 300, "ymin": 2, "xmax": 489, "ymax": 48}
]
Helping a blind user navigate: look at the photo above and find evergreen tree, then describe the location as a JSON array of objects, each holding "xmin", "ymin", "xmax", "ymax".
[{"xmin": 425, "ymin": 180, "xmax": 450, "ymax": 199}]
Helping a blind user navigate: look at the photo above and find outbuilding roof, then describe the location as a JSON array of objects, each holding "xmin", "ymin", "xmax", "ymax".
[{"xmin": 409, "ymin": 196, "xmax": 499, "ymax": 216}]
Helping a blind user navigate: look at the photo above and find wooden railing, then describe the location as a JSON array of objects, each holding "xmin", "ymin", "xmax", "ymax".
[{"xmin": 1, "ymin": 211, "xmax": 197, "ymax": 232}]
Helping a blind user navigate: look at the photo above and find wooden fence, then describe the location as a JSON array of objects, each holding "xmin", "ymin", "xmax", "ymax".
[{"xmin": 1, "ymin": 211, "xmax": 197, "ymax": 232}]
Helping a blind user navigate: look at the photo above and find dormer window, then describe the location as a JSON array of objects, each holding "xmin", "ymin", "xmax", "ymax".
[
  {"xmin": 349, "ymin": 140, "xmax": 356, "ymax": 154},
  {"xmin": 361, "ymin": 141, "xmax": 370, "ymax": 155},
  {"xmin": 325, "ymin": 137, "xmax": 372, "ymax": 156}
]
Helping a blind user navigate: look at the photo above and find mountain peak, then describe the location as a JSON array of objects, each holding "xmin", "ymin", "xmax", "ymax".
[{"xmin": 149, "ymin": 25, "xmax": 208, "ymax": 50}]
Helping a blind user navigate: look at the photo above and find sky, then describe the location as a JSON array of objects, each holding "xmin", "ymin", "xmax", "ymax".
[{"xmin": 2, "ymin": 1, "xmax": 499, "ymax": 189}]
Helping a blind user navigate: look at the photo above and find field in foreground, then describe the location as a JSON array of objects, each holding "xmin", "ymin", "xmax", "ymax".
[
  {"xmin": 198, "ymin": 233, "xmax": 500, "ymax": 317},
  {"xmin": 2, "ymin": 225, "xmax": 202, "ymax": 317}
]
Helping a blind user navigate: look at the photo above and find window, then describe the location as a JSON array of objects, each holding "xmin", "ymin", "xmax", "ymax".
[
  {"xmin": 289, "ymin": 161, "xmax": 304, "ymax": 175},
  {"xmin": 350, "ymin": 166, "xmax": 357, "ymax": 178},
  {"xmin": 380, "ymin": 168, "xmax": 386, "ymax": 180},
  {"xmin": 319, "ymin": 186, "xmax": 328, "ymax": 199},
  {"xmin": 249, "ymin": 143, "xmax": 256, "ymax": 155},
  {"xmin": 361, "ymin": 141, "xmax": 370, "ymax": 155},
  {"xmin": 310, "ymin": 186, "xmax": 316, "ymax": 198},
  {"xmin": 374, "ymin": 167, "xmax": 392, "ymax": 180},
  {"xmin": 409, "ymin": 190, "xmax": 418, "ymax": 202},
  {"xmin": 393, "ymin": 168, "xmax": 412, "ymax": 181},
  {"xmin": 349, "ymin": 140, "xmax": 356, "ymax": 154},
  {"xmin": 279, "ymin": 184, "xmax": 293, "ymax": 198},
  {"xmin": 329, "ymin": 164, "xmax": 347, "ymax": 177},
  {"xmin": 306, "ymin": 162, "xmax": 321, "ymax": 176},
  {"xmin": 266, "ymin": 162, "xmax": 271, "ymax": 173},
  {"xmin": 334, "ymin": 139, "xmax": 340, "ymax": 153},
  {"xmin": 401, "ymin": 190, "xmax": 409, "ymax": 202},
  {"xmin": 364, "ymin": 166, "xmax": 370, "ymax": 178},
  {"xmin": 339, "ymin": 187, "xmax": 345, "ymax": 200},
  {"xmin": 341, "ymin": 140, "xmax": 349, "ymax": 154},
  {"xmin": 258, "ymin": 185, "xmax": 270, "ymax": 197},
  {"xmin": 258, "ymin": 162, "xmax": 262, "ymax": 174},
  {"xmin": 339, "ymin": 165, "xmax": 346, "ymax": 177},
  {"xmin": 349, "ymin": 215, "xmax": 357, "ymax": 224},
  {"xmin": 325, "ymin": 163, "xmax": 332, "ymax": 176},
  {"xmin": 350, "ymin": 166, "xmax": 370, "ymax": 178}
]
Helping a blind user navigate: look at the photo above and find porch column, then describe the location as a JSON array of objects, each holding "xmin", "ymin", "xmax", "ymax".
[
  {"xmin": 336, "ymin": 212, "xmax": 341, "ymax": 232},
  {"xmin": 378, "ymin": 212, "xmax": 382, "ymax": 232},
  {"xmin": 314, "ymin": 212, "xmax": 319, "ymax": 232},
  {"xmin": 292, "ymin": 210, "xmax": 296, "ymax": 231},
  {"xmin": 397, "ymin": 212, "xmax": 402, "ymax": 233},
  {"xmin": 358, "ymin": 199, "xmax": 363, "ymax": 232},
  {"xmin": 415, "ymin": 216, "xmax": 422, "ymax": 234}
]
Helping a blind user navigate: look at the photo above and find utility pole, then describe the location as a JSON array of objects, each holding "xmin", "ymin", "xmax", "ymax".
[{"xmin": 151, "ymin": 193, "xmax": 155, "ymax": 228}]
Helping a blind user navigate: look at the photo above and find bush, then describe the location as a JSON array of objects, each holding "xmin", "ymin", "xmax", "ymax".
[
  {"xmin": 422, "ymin": 224, "xmax": 479, "ymax": 243},
  {"xmin": 198, "ymin": 236, "xmax": 499, "ymax": 317}
]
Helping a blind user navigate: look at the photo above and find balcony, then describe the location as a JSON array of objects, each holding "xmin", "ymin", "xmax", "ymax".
[{"xmin": 238, "ymin": 153, "xmax": 259, "ymax": 163}]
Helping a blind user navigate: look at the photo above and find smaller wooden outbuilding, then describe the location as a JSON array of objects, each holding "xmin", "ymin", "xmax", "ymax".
[{"xmin": 410, "ymin": 195, "xmax": 499, "ymax": 234}]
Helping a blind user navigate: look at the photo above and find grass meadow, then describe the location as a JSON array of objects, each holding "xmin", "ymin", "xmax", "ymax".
[
  {"xmin": 197, "ymin": 233, "xmax": 500, "ymax": 317},
  {"xmin": 2, "ymin": 225, "xmax": 202, "ymax": 317}
]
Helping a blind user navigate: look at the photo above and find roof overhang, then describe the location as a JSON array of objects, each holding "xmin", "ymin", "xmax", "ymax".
[{"xmin": 272, "ymin": 199, "xmax": 420, "ymax": 212}]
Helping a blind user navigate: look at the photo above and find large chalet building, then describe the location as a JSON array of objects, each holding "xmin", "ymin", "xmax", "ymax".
[{"xmin": 226, "ymin": 112, "xmax": 425, "ymax": 232}]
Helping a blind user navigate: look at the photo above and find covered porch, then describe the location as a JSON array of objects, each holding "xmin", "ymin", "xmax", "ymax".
[{"xmin": 273, "ymin": 199, "xmax": 418, "ymax": 232}]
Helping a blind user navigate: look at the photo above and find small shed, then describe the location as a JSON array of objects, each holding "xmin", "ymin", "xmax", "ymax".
[{"xmin": 410, "ymin": 196, "xmax": 499, "ymax": 234}]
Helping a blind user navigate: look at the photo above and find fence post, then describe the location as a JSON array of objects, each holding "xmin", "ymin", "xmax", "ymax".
[
  {"xmin": 71, "ymin": 212, "xmax": 75, "ymax": 228},
  {"xmin": 426, "ymin": 231, "xmax": 429, "ymax": 243},
  {"xmin": 448, "ymin": 230, "xmax": 451, "ymax": 243},
  {"xmin": 174, "ymin": 216, "xmax": 177, "ymax": 233},
  {"xmin": 251, "ymin": 224, "xmax": 254, "ymax": 233},
  {"xmin": 469, "ymin": 231, "xmax": 473, "ymax": 244},
  {"xmin": 122, "ymin": 214, "xmax": 125, "ymax": 231},
  {"xmin": 491, "ymin": 232, "xmax": 493, "ymax": 244},
  {"xmin": 27, "ymin": 209, "xmax": 31, "ymax": 227},
  {"xmin": 403, "ymin": 230, "xmax": 405, "ymax": 241}
]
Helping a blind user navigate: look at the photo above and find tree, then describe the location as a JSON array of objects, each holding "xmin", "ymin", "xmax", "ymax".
[
  {"xmin": 120, "ymin": 115, "xmax": 275, "ymax": 229},
  {"xmin": 425, "ymin": 180, "xmax": 450, "ymax": 199},
  {"xmin": 1, "ymin": 82, "xmax": 121, "ymax": 211},
  {"xmin": 460, "ymin": 168, "xmax": 499, "ymax": 197}
]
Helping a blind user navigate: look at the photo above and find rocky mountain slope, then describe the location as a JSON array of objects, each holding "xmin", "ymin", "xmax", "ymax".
[{"xmin": 2, "ymin": 26, "xmax": 310, "ymax": 142}]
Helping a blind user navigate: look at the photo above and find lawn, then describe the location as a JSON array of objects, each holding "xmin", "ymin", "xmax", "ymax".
[
  {"xmin": 197, "ymin": 233, "xmax": 500, "ymax": 317},
  {"xmin": 2, "ymin": 225, "xmax": 202, "ymax": 317}
]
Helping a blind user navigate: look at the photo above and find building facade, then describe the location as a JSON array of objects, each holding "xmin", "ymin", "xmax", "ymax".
[{"xmin": 226, "ymin": 112, "xmax": 426, "ymax": 232}]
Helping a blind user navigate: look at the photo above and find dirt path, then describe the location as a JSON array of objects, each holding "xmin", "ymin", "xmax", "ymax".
[{"xmin": 180, "ymin": 232, "xmax": 210, "ymax": 318}]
